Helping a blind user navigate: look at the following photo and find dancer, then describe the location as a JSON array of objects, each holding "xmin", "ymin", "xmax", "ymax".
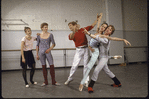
[
  {"xmin": 78, "ymin": 14, "xmax": 131, "ymax": 91},
  {"xmin": 81, "ymin": 25, "xmax": 131, "ymax": 93},
  {"xmin": 78, "ymin": 13, "xmax": 107, "ymax": 91},
  {"xmin": 20, "ymin": 27, "xmax": 37, "ymax": 88},
  {"xmin": 36, "ymin": 23, "xmax": 60, "ymax": 86},
  {"xmin": 64, "ymin": 14, "xmax": 100, "ymax": 87}
]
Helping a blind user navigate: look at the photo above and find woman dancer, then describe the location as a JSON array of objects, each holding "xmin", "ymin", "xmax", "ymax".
[
  {"xmin": 21, "ymin": 27, "xmax": 37, "ymax": 87},
  {"xmin": 36, "ymin": 23, "xmax": 60, "ymax": 86},
  {"xmin": 79, "ymin": 20, "xmax": 131, "ymax": 91}
]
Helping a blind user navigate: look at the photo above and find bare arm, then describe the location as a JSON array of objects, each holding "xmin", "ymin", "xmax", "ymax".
[
  {"xmin": 21, "ymin": 41, "xmax": 25, "ymax": 63},
  {"xmin": 36, "ymin": 36, "xmax": 40, "ymax": 60},
  {"xmin": 96, "ymin": 13, "xmax": 103, "ymax": 33},
  {"xmin": 45, "ymin": 34, "xmax": 56, "ymax": 53},
  {"xmin": 36, "ymin": 46, "xmax": 39, "ymax": 60},
  {"xmin": 45, "ymin": 44, "xmax": 55, "ymax": 53},
  {"xmin": 91, "ymin": 14, "xmax": 100, "ymax": 27},
  {"xmin": 99, "ymin": 35, "xmax": 131, "ymax": 46},
  {"xmin": 83, "ymin": 28, "xmax": 96, "ymax": 39}
]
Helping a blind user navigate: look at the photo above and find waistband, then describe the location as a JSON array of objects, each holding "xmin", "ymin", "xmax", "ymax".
[
  {"xmin": 24, "ymin": 50, "xmax": 32, "ymax": 52},
  {"xmin": 77, "ymin": 45, "xmax": 88, "ymax": 48}
]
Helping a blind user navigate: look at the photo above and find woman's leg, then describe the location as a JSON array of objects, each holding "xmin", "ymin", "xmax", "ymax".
[
  {"xmin": 81, "ymin": 48, "xmax": 99, "ymax": 85},
  {"xmin": 83, "ymin": 47, "xmax": 90, "ymax": 84},
  {"xmin": 30, "ymin": 63, "xmax": 35, "ymax": 84},
  {"xmin": 22, "ymin": 63, "xmax": 28, "ymax": 85}
]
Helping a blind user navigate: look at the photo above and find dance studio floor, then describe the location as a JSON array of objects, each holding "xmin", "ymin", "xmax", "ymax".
[{"xmin": 1, "ymin": 63, "xmax": 148, "ymax": 98}]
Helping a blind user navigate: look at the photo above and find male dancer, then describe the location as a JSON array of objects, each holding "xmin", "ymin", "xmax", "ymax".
[{"xmin": 64, "ymin": 14, "xmax": 100, "ymax": 87}]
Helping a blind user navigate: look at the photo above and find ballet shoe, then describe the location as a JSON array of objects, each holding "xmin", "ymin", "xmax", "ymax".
[
  {"xmin": 84, "ymin": 82, "xmax": 88, "ymax": 87},
  {"xmin": 54, "ymin": 82, "xmax": 60, "ymax": 86},
  {"xmin": 25, "ymin": 84, "xmax": 29, "ymax": 88},
  {"xmin": 30, "ymin": 81, "xmax": 38, "ymax": 85},
  {"xmin": 33, "ymin": 82, "xmax": 37, "ymax": 85},
  {"xmin": 64, "ymin": 79, "xmax": 73, "ymax": 85},
  {"xmin": 79, "ymin": 84, "xmax": 84, "ymax": 91},
  {"xmin": 110, "ymin": 55, "xmax": 122, "ymax": 59},
  {"xmin": 41, "ymin": 83, "xmax": 48, "ymax": 87},
  {"xmin": 88, "ymin": 87, "xmax": 94, "ymax": 93},
  {"xmin": 111, "ymin": 83, "xmax": 121, "ymax": 87}
]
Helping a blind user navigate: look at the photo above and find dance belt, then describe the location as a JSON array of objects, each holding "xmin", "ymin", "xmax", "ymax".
[{"xmin": 77, "ymin": 45, "xmax": 88, "ymax": 48}]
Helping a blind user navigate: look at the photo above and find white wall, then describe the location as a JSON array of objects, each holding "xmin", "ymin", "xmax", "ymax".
[
  {"xmin": 2, "ymin": 0, "xmax": 106, "ymax": 70},
  {"xmin": 122, "ymin": 0, "xmax": 147, "ymax": 63},
  {"xmin": 105, "ymin": 0, "xmax": 124, "ymax": 64},
  {"xmin": 122, "ymin": 0, "xmax": 147, "ymax": 31},
  {"xmin": 2, "ymin": 0, "xmax": 106, "ymax": 30},
  {"xmin": 1, "ymin": 0, "xmax": 148, "ymax": 70}
]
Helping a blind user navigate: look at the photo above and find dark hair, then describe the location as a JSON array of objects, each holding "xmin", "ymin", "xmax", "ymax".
[
  {"xmin": 98, "ymin": 22, "xmax": 108, "ymax": 34},
  {"xmin": 101, "ymin": 21, "xmax": 108, "ymax": 27},
  {"xmin": 108, "ymin": 25, "xmax": 115, "ymax": 35},
  {"xmin": 68, "ymin": 21, "xmax": 77, "ymax": 26},
  {"xmin": 40, "ymin": 23, "xmax": 48, "ymax": 30},
  {"xmin": 101, "ymin": 21, "xmax": 108, "ymax": 29},
  {"xmin": 24, "ymin": 27, "xmax": 31, "ymax": 32}
]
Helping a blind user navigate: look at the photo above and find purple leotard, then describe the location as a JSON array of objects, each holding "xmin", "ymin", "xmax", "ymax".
[{"xmin": 37, "ymin": 33, "xmax": 55, "ymax": 65}]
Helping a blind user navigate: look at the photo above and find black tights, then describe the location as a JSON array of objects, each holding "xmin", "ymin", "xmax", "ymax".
[{"xmin": 22, "ymin": 63, "xmax": 35, "ymax": 85}]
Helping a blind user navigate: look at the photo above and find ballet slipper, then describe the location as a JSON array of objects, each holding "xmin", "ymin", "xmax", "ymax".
[
  {"xmin": 88, "ymin": 87, "xmax": 94, "ymax": 93},
  {"xmin": 25, "ymin": 84, "xmax": 29, "ymax": 88},
  {"xmin": 79, "ymin": 84, "xmax": 84, "ymax": 91},
  {"xmin": 41, "ymin": 83, "xmax": 48, "ymax": 87},
  {"xmin": 111, "ymin": 83, "xmax": 121, "ymax": 87},
  {"xmin": 54, "ymin": 82, "xmax": 60, "ymax": 86}
]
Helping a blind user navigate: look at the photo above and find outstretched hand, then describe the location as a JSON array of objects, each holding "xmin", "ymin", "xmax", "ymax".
[
  {"xmin": 124, "ymin": 39, "xmax": 131, "ymax": 46},
  {"xmin": 97, "ymin": 13, "xmax": 103, "ymax": 20}
]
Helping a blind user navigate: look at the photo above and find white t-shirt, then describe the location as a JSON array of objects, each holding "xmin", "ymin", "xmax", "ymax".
[{"xmin": 21, "ymin": 36, "xmax": 36, "ymax": 51}]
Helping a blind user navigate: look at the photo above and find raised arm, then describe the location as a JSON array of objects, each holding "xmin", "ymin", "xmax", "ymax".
[
  {"xmin": 99, "ymin": 35, "xmax": 131, "ymax": 46},
  {"xmin": 96, "ymin": 13, "xmax": 103, "ymax": 33},
  {"xmin": 91, "ymin": 14, "xmax": 101, "ymax": 27}
]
